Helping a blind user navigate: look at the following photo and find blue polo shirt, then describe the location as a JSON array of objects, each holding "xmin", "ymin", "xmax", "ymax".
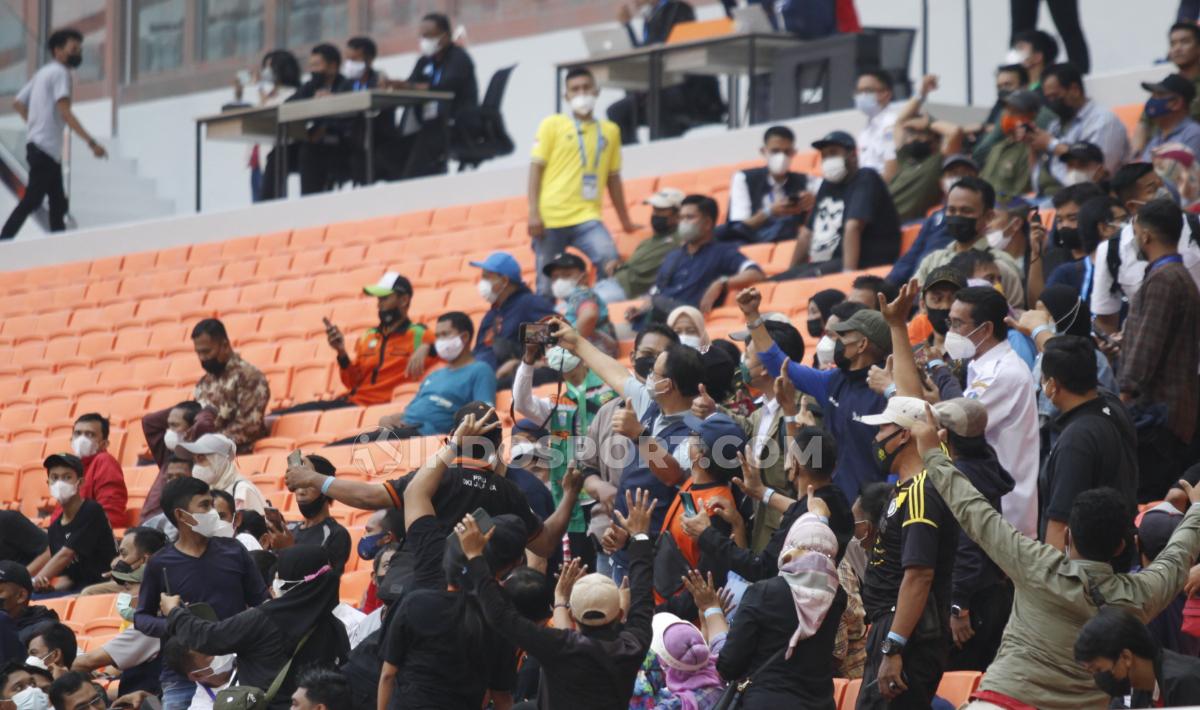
[
  {"xmin": 474, "ymin": 285, "xmax": 556, "ymax": 370},
  {"xmin": 653, "ymin": 240, "xmax": 760, "ymax": 307},
  {"xmin": 1139, "ymin": 117, "xmax": 1200, "ymax": 162},
  {"xmin": 506, "ymin": 465, "xmax": 555, "ymax": 521},
  {"xmin": 886, "ymin": 208, "xmax": 953, "ymax": 284}
]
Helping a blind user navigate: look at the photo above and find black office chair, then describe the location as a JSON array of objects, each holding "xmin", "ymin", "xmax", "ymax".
[{"xmin": 450, "ymin": 64, "xmax": 517, "ymax": 171}]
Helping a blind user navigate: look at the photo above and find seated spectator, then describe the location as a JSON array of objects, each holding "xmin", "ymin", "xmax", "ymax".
[
  {"xmin": 722, "ymin": 125, "xmax": 816, "ymax": 244},
  {"xmin": 343, "ymin": 36, "xmax": 386, "ymax": 89},
  {"xmin": 159, "ymin": 637, "xmax": 237, "ymax": 708},
  {"xmin": 593, "ymin": 188, "xmax": 684, "ymax": 304},
  {"xmin": 291, "ymin": 666, "xmax": 350, "ymax": 710},
  {"xmin": 71, "ymin": 625, "xmax": 162, "ymax": 699},
  {"xmin": 47, "ymin": 671, "xmax": 103, "ymax": 710},
  {"xmin": 276, "ymin": 272, "xmax": 430, "ymax": 413},
  {"xmin": 0, "ymin": 661, "xmax": 50, "ymax": 708},
  {"xmin": 79, "ymin": 526, "xmax": 166, "ymax": 597},
  {"xmin": 630, "ymin": 195, "xmax": 765, "ymax": 320},
  {"xmin": 471, "ymin": 252, "xmax": 556, "ymax": 383},
  {"xmin": 55, "ymin": 413, "xmax": 127, "ymax": 531},
  {"xmin": 848, "ymin": 274, "xmax": 898, "ymax": 310},
  {"xmin": 1029, "ymin": 63, "xmax": 1130, "ymax": 192},
  {"xmin": 985, "ymin": 196, "xmax": 1035, "ymax": 274},
  {"xmin": 914, "ymin": 176, "xmax": 1026, "ymax": 308},
  {"xmin": 0, "ymin": 511, "xmax": 47, "ymax": 568},
  {"xmin": 291, "ymin": 43, "xmax": 353, "ymax": 195},
  {"xmin": 393, "ymin": 13, "xmax": 479, "ymax": 179},
  {"xmin": 32, "ymin": 454, "xmax": 117, "ymax": 593},
  {"xmin": 343, "ymin": 36, "xmax": 400, "ymax": 185},
  {"xmin": 665, "ymin": 305, "xmax": 711, "ymax": 352},
  {"xmin": 272, "ymin": 455, "xmax": 351, "ymax": 574},
  {"xmin": 28, "ymin": 622, "xmax": 76, "ymax": 673},
  {"xmin": 1132, "ymin": 22, "xmax": 1200, "ymax": 156},
  {"xmin": 972, "ymin": 63, "xmax": 1056, "ymax": 169},
  {"xmin": 0, "ymin": 562, "xmax": 60, "ymax": 646},
  {"xmin": 1151, "ymin": 142, "xmax": 1200, "ymax": 209},
  {"xmin": 336, "ymin": 311, "xmax": 495, "ymax": 443},
  {"xmin": 1075, "ymin": 606, "xmax": 1200, "ymax": 707},
  {"xmin": 855, "ymin": 68, "xmax": 902, "ymax": 181},
  {"xmin": 161, "ymin": 545, "xmax": 348, "ymax": 710},
  {"xmin": 191, "ymin": 319, "xmax": 270, "ymax": 454},
  {"xmin": 979, "ymin": 89, "xmax": 1052, "ymax": 200},
  {"xmin": 782, "ymin": 131, "xmax": 901, "ymax": 278},
  {"xmin": 889, "ymin": 75, "xmax": 965, "ymax": 222},
  {"xmin": 1006, "ymin": 29, "xmax": 1057, "ymax": 93},
  {"xmin": 1039, "ymin": 190, "xmax": 1122, "ymax": 304},
  {"xmin": 1136, "ymin": 73, "xmax": 1200, "ymax": 162},
  {"xmin": 1058, "ymin": 140, "xmax": 1107, "ymax": 186},
  {"xmin": 140, "ymin": 399, "xmax": 212, "ymax": 521},
  {"xmin": 544, "ymin": 252, "xmax": 617, "ymax": 355},
  {"xmin": 886, "ymin": 155, "xmax": 981, "ymax": 284},
  {"xmin": 178, "ymin": 434, "xmax": 267, "ymax": 514},
  {"xmin": 805, "ymin": 288, "xmax": 846, "ymax": 342},
  {"xmin": 253, "ymin": 50, "xmax": 304, "ymax": 202}
]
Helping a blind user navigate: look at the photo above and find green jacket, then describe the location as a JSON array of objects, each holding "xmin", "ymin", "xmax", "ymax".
[
  {"xmin": 922, "ymin": 449, "xmax": 1200, "ymax": 710},
  {"xmin": 547, "ymin": 372, "xmax": 617, "ymax": 533}
]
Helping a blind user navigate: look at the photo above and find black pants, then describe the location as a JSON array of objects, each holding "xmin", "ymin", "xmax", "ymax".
[
  {"xmin": 770, "ymin": 258, "xmax": 844, "ymax": 282},
  {"xmin": 946, "ymin": 581, "xmax": 1013, "ymax": 672},
  {"xmin": 271, "ymin": 398, "xmax": 355, "ymax": 416},
  {"xmin": 1136, "ymin": 425, "xmax": 1188, "ymax": 502},
  {"xmin": 858, "ymin": 613, "xmax": 948, "ymax": 710},
  {"xmin": 1, "ymin": 143, "xmax": 66, "ymax": 239},
  {"xmin": 299, "ymin": 142, "xmax": 350, "ymax": 195},
  {"xmin": 394, "ymin": 121, "xmax": 450, "ymax": 179},
  {"xmin": 1010, "ymin": 0, "xmax": 1090, "ymax": 74},
  {"xmin": 606, "ymin": 87, "xmax": 692, "ymax": 145}
]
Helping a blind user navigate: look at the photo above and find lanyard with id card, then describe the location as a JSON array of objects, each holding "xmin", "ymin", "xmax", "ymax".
[
  {"xmin": 422, "ymin": 63, "xmax": 443, "ymax": 121},
  {"xmin": 574, "ymin": 117, "xmax": 606, "ymax": 201}
]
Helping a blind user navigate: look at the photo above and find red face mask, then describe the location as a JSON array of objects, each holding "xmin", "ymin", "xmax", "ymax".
[{"xmin": 1000, "ymin": 113, "xmax": 1022, "ymax": 135}]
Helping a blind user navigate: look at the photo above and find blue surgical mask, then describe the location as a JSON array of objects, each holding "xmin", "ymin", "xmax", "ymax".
[{"xmin": 358, "ymin": 532, "xmax": 386, "ymax": 561}]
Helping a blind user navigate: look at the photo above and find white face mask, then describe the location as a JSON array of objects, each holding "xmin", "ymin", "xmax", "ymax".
[
  {"xmin": 821, "ymin": 156, "xmax": 848, "ymax": 183},
  {"xmin": 766, "ymin": 151, "xmax": 791, "ymax": 175},
  {"xmin": 185, "ymin": 509, "xmax": 224, "ymax": 538},
  {"xmin": 9, "ymin": 687, "xmax": 50, "ymax": 710},
  {"xmin": 164, "ymin": 429, "xmax": 182, "ymax": 451},
  {"xmin": 551, "ymin": 277, "xmax": 579, "ymax": 300},
  {"xmin": 941, "ymin": 176, "xmax": 958, "ymax": 195},
  {"xmin": 24, "ymin": 653, "xmax": 49, "ymax": 671},
  {"xmin": 71, "ymin": 434, "xmax": 98, "ymax": 458},
  {"xmin": 419, "ymin": 36, "xmax": 442, "ymax": 57},
  {"xmin": 509, "ymin": 441, "xmax": 537, "ymax": 459},
  {"xmin": 854, "ymin": 91, "xmax": 880, "ymax": 116},
  {"xmin": 546, "ymin": 346, "xmax": 582, "ymax": 372},
  {"xmin": 1062, "ymin": 168, "xmax": 1091, "ymax": 187},
  {"xmin": 477, "ymin": 279, "xmax": 499, "ymax": 303},
  {"xmin": 435, "ymin": 335, "xmax": 464, "ymax": 361},
  {"xmin": 1005, "ymin": 47, "xmax": 1031, "ymax": 65},
  {"xmin": 944, "ymin": 323, "xmax": 986, "ymax": 361},
  {"xmin": 986, "ymin": 228, "xmax": 1012, "ymax": 251},
  {"xmin": 49, "ymin": 480, "xmax": 77, "ymax": 503},
  {"xmin": 816, "ymin": 335, "xmax": 836, "ymax": 367},
  {"xmin": 191, "ymin": 465, "xmax": 215, "ymax": 484},
  {"xmin": 678, "ymin": 220, "xmax": 703, "ymax": 243},
  {"xmin": 645, "ymin": 373, "xmax": 670, "ymax": 397},
  {"xmin": 196, "ymin": 653, "xmax": 236, "ymax": 680},
  {"xmin": 258, "ymin": 80, "xmax": 275, "ymax": 95},
  {"xmin": 677, "ymin": 333, "xmax": 703, "ymax": 350},
  {"xmin": 342, "ymin": 59, "xmax": 365, "ymax": 80},
  {"xmin": 569, "ymin": 93, "xmax": 598, "ymax": 116}
]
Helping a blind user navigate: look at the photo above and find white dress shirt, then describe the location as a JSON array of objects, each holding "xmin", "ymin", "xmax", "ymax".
[
  {"xmin": 1091, "ymin": 219, "xmax": 1200, "ymax": 316},
  {"xmin": 964, "ymin": 340, "xmax": 1040, "ymax": 538},
  {"xmin": 857, "ymin": 103, "xmax": 900, "ymax": 173},
  {"xmin": 753, "ymin": 397, "xmax": 782, "ymax": 453}
]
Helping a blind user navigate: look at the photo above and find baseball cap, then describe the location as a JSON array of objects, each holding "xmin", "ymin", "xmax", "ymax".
[
  {"xmin": 728, "ymin": 311, "xmax": 790, "ymax": 342},
  {"xmin": 512, "ymin": 418, "xmax": 549, "ymax": 439},
  {"xmin": 858, "ymin": 396, "xmax": 929, "ymax": 428},
  {"xmin": 933, "ymin": 398, "xmax": 988, "ymax": 437},
  {"xmin": 570, "ymin": 573, "xmax": 622, "ymax": 626},
  {"xmin": 541, "ymin": 252, "xmax": 587, "ymax": 277},
  {"xmin": 812, "ymin": 130, "xmax": 856, "ymax": 151},
  {"xmin": 43, "ymin": 453, "xmax": 83, "ymax": 477},
  {"xmin": 0, "ymin": 560, "xmax": 32, "ymax": 592},
  {"xmin": 941, "ymin": 154, "xmax": 979, "ymax": 173},
  {"xmin": 1003, "ymin": 89, "xmax": 1040, "ymax": 115},
  {"xmin": 923, "ymin": 265, "xmax": 966, "ymax": 295},
  {"xmin": 645, "ymin": 187, "xmax": 685, "ymax": 209},
  {"xmin": 682, "ymin": 413, "xmax": 748, "ymax": 479},
  {"xmin": 363, "ymin": 271, "xmax": 413, "ymax": 297},
  {"xmin": 178, "ymin": 433, "xmax": 237, "ymax": 457},
  {"xmin": 468, "ymin": 252, "xmax": 523, "ymax": 282},
  {"xmin": 829, "ymin": 310, "xmax": 892, "ymax": 354},
  {"xmin": 1136, "ymin": 503, "xmax": 1183, "ymax": 561},
  {"xmin": 1141, "ymin": 73, "xmax": 1197, "ymax": 104},
  {"xmin": 1058, "ymin": 141, "xmax": 1104, "ymax": 165}
]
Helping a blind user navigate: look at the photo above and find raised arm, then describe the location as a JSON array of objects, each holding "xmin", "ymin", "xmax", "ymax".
[
  {"xmin": 527, "ymin": 467, "xmax": 583, "ymax": 558},
  {"xmin": 879, "ymin": 280, "xmax": 925, "ymax": 398},
  {"xmin": 1130, "ymin": 481, "xmax": 1200, "ymax": 619},
  {"xmin": 548, "ymin": 316, "xmax": 634, "ymax": 395}
]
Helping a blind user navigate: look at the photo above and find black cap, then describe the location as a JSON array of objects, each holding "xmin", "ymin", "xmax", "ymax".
[
  {"xmin": 812, "ymin": 130, "xmax": 856, "ymax": 151},
  {"xmin": 1137, "ymin": 505, "xmax": 1183, "ymax": 561},
  {"xmin": 923, "ymin": 265, "xmax": 966, "ymax": 294},
  {"xmin": 43, "ymin": 453, "xmax": 83, "ymax": 477},
  {"xmin": 0, "ymin": 560, "xmax": 32, "ymax": 592},
  {"xmin": 1003, "ymin": 89, "xmax": 1041, "ymax": 115},
  {"xmin": 1058, "ymin": 141, "xmax": 1104, "ymax": 165},
  {"xmin": 512, "ymin": 418, "xmax": 549, "ymax": 438},
  {"xmin": 541, "ymin": 252, "xmax": 587, "ymax": 277},
  {"xmin": 941, "ymin": 154, "xmax": 979, "ymax": 173},
  {"xmin": 1141, "ymin": 73, "xmax": 1197, "ymax": 104}
]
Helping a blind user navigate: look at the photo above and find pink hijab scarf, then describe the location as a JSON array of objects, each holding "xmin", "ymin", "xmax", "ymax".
[{"xmin": 776, "ymin": 512, "xmax": 840, "ymax": 658}]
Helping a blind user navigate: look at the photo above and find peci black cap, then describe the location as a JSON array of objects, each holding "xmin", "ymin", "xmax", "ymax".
[
  {"xmin": 1058, "ymin": 141, "xmax": 1104, "ymax": 165},
  {"xmin": 541, "ymin": 252, "xmax": 587, "ymax": 277},
  {"xmin": 941, "ymin": 154, "xmax": 979, "ymax": 173},
  {"xmin": 812, "ymin": 130, "xmax": 856, "ymax": 151},
  {"xmin": 1141, "ymin": 73, "xmax": 1197, "ymax": 105}
]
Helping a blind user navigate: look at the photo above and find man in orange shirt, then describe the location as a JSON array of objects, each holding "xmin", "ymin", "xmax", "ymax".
[{"xmin": 274, "ymin": 272, "xmax": 431, "ymax": 413}]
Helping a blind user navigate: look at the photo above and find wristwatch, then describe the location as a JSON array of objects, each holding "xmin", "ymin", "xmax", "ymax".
[
  {"xmin": 880, "ymin": 637, "xmax": 905, "ymax": 656},
  {"xmin": 950, "ymin": 604, "xmax": 965, "ymax": 618},
  {"xmin": 632, "ymin": 533, "xmax": 650, "ymax": 542}
]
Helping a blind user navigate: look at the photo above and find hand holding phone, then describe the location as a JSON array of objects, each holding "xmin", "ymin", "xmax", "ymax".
[
  {"xmin": 680, "ymin": 491, "xmax": 697, "ymax": 517},
  {"xmin": 288, "ymin": 449, "xmax": 304, "ymax": 468}
]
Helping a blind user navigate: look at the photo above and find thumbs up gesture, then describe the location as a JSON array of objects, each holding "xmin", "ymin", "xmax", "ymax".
[
  {"xmin": 612, "ymin": 398, "xmax": 645, "ymax": 441},
  {"xmin": 692, "ymin": 383, "xmax": 717, "ymax": 419},
  {"xmin": 867, "ymin": 354, "xmax": 894, "ymax": 396}
]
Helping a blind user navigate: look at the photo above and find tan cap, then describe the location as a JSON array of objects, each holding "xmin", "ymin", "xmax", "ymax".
[
  {"xmin": 858, "ymin": 396, "xmax": 929, "ymax": 429},
  {"xmin": 645, "ymin": 187, "xmax": 685, "ymax": 209},
  {"xmin": 569, "ymin": 573, "xmax": 622, "ymax": 626},
  {"xmin": 934, "ymin": 398, "xmax": 988, "ymax": 437}
]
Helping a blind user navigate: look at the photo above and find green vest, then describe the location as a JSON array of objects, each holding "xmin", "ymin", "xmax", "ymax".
[{"xmin": 547, "ymin": 372, "xmax": 617, "ymax": 533}]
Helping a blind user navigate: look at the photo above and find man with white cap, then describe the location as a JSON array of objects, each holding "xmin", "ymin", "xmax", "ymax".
[
  {"xmin": 855, "ymin": 395, "xmax": 958, "ymax": 710},
  {"xmin": 593, "ymin": 187, "xmax": 684, "ymax": 305},
  {"xmin": 177, "ymin": 434, "xmax": 267, "ymax": 514}
]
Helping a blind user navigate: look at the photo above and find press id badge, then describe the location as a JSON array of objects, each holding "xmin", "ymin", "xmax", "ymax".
[
  {"xmin": 422, "ymin": 101, "xmax": 438, "ymax": 121},
  {"xmin": 581, "ymin": 173, "xmax": 599, "ymax": 200}
]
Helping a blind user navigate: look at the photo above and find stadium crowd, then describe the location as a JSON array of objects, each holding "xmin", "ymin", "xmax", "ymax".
[{"xmin": 5, "ymin": 5, "xmax": 1200, "ymax": 710}]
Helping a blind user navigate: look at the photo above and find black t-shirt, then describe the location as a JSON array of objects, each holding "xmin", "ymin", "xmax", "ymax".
[
  {"xmin": 383, "ymin": 516, "xmax": 516, "ymax": 710},
  {"xmin": 805, "ymin": 167, "xmax": 901, "ymax": 267},
  {"xmin": 0, "ymin": 511, "xmax": 48, "ymax": 565},
  {"xmin": 290, "ymin": 517, "xmax": 352, "ymax": 574},
  {"xmin": 782, "ymin": 484, "xmax": 855, "ymax": 561},
  {"xmin": 47, "ymin": 499, "xmax": 117, "ymax": 590},
  {"xmin": 861, "ymin": 472, "xmax": 957, "ymax": 624},
  {"xmin": 385, "ymin": 461, "xmax": 544, "ymax": 542}
]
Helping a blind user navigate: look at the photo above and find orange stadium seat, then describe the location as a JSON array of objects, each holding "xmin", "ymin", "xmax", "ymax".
[
  {"xmin": 937, "ymin": 671, "xmax": 983, "ymax": 706},
  {"xmin": 340, "ymin": 569, "xmax": 372, "ymax": 606},
  {"xmin": 70, "ymin": 593, "xmax": 118, "ymax": 621},
  {"xmin": 840, "ymin": 678, "xmax": 861, "ymax": 710}
]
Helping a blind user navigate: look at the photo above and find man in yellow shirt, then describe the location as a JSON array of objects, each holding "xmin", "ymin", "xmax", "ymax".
[{"xmin": 528, "ymin": 67, "xmax": 642, "ymax": 296}]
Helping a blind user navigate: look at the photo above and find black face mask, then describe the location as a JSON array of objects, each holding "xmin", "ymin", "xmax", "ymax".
[
  {"xmin": 650, "ymin": 215, "xmax": 673, "ymax": 236},
  {"xmin": 634, "ymin": 355, "xmax": 657, "ymax": 379},
  {"xmin": 927, "ymin": 307, "xmax": 951, "ymax": 335},
  {"xmin": 1056, "ymin": 226, "xmax": 1082, "ymax": 251},
  {"xmin": 200, "ymin": 357, "xmax": 226, "ymax": 376},
  {"xmin": 996, "ymin": 88, "xmax": 1012, "ymax": 103},
  {"xmin": 1047, "ymin": 98, "xmax": 1075, "ymax": 122},
  {"xmin": 806, "ymin": 317, "xmax": 824, "ymax": 339},
  {"xmin": 944, "ymin": 215, "xmax": 979, "ymax": 243},
  {"xmin": 379, "ymin": 308, "xmax": 403, "ymax": 327},
  {"xmin": 112, "ymin": 560, "xmax": 135, "ymax": 574},
  {"xmin": 873, "ymin": 429, "xmax": 905, "ymax": 474},
  {"xmin": 1092, "ymin": 669, "xmax": 1131, "ymax": 698},
  {"xmin": 298, "ymin": 494, "xmax": 328, "ymax": 520},
  {"xmin": 904, "ymin": 140, "xmax": 934, "ymax": 162},
  {"xmin": 66, "ymin": 53, "xmax": 82, "ymax": 68},
  {"xmin": 833, "ymin": 339, "xmax": 853, "ymax": 371}
]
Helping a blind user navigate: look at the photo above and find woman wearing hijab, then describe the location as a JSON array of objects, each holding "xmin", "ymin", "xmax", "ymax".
[
  {"xmin": 805, "ymin": 289, "xmax": 846, "ymax": 342},
  {"xmin": 1152, "ymin": 143, "xmax": 1200, "ymax": 210},
  {"xmin": 179, "ymin": 433, "xmax": 268, "ymax": 513},
  {"xmin": 159, "ymin": 544, "xmax": 349, "ymax": 710},
  {"xmin": 667, "ymin": 306, "xmax": 711, "ymax": 352},
  {"xmin": 647, "ymin": 571, "xmax": 731, "ymax": 710},
  {"xmin": 716, "ymin": 499, "xmax": 844, "ymax": 708}
]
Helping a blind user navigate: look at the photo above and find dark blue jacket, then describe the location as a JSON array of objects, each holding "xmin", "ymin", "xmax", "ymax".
[
  {"xmin": 474, "ymin": 285, "xmax": 556, "ymax": 370},
  {"xmin": 759, "ymin": 343, "xmax": 887, "ymax": 501},
  {"xmin": 886, "ymin": 209, "xmax": 952, "ymax": 284}
]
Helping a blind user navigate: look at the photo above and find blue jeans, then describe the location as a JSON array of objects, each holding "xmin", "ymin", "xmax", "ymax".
[
  {"xmin": 161, "ymin": 678, "xmax": 196, "ymax": 710},
  {"xmin": 535, "ymin": 220, "xmax": 619, "ymax": 296},
  {"xmin": 592, "ymin": 277, "xmax": 627, "ymax": 305}
]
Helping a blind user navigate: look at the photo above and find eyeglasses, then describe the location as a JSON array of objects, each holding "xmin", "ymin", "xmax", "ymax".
[{"xmin": 72, "ymin": 695, "xmax": 106, "ymax": 710}]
